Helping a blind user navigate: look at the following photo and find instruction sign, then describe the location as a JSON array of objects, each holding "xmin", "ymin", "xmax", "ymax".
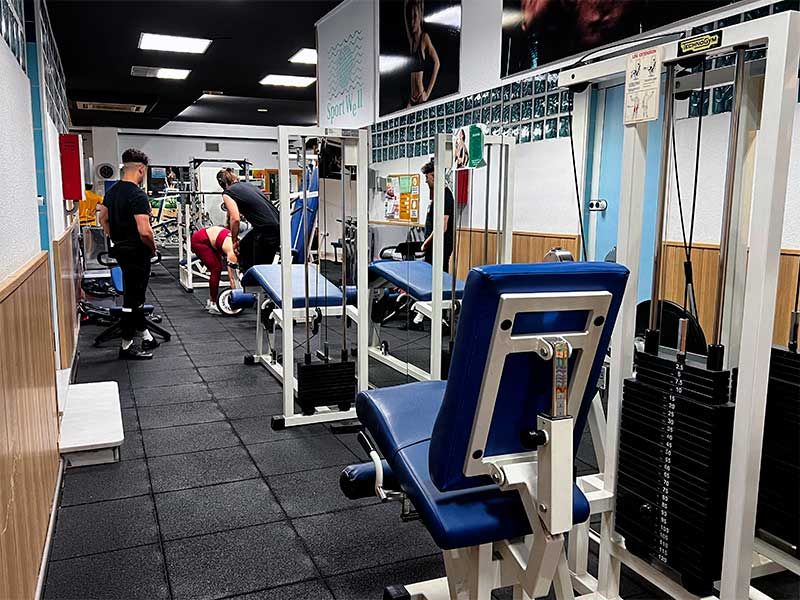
[
  {"xmin": 384, "ymin": 174, "xmax": 420, "ymax": 221},
  {"xmin": 453, "ymin": 124, "xmax": 486, "ymax": 170},
  {"xmin": 624, "ymin": 47, "xmax": 662, "ymax": 125}
]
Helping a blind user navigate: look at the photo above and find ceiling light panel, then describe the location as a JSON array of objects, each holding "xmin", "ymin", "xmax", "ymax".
[
  {"xmin": 139, "ymin": 32, "xmax": 211, "ymax": 54},
  {"xmin": 131, "ymin": 65, "xmax": 191, "ymax": 80},
  {"xmin": 288, "ymin": 48, "xmax": 317, "ymax": 64},
  {"xmin": 259, "ymin": 74, "xmax": 316, "ymax": 87}
]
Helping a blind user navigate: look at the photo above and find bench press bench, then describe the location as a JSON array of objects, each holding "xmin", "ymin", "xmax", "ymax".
[{"xmin": 340, "ymin": 262, "xmax": 629, "ymax": 599}]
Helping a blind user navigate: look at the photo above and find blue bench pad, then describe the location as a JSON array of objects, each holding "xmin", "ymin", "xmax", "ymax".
[
  {"xmin": 369, "ymin": 261, "xmax": 465, "ymax": 302},
  {"xmin": 242, "ymin": 264, "xmax": 343, "ymax": 309},
  {"xmin": 355, "ymin": 382, "xmax": 590, "ymax": 550}
]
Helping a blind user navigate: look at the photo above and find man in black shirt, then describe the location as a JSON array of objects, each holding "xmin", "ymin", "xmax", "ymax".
[
  {"xmin": 98, "ymin": 148, "xmax": 157, "ymax": 360},
  {"xmin": 420, "ymin": 158, "xmax": 455, "ymax": 273},
  {"xmin": 217, "ymin": 169, "xmax": 281, "ymax": 272}
]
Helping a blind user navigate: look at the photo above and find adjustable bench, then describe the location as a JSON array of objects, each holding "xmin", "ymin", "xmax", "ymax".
[{"xmin": 340, "ymin": 262, "xmax": 629, "ymax": 599}]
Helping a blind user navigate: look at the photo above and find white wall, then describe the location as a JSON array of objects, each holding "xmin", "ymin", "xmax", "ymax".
[
  {"xmin": 0, "ymin": 42, "xmax": 40, "ymax": 280},
  {"xmin": 45, "ymin": 114, "xmax": 67, "ymax": 238},
  {"xmin": 666, "ymin": 104, "xmax": 800, "ymax": 250},
  {"xmin": 118, "ymin": 133, "xmax": 278, "ymax": 170}
]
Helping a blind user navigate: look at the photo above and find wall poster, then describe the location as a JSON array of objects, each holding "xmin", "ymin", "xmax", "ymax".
[
  {"xmin": 379, "ymin": 0, "xmax": 462, "ymax": 117},
  {"xmin": 500, "ymin": 0, "xmax": 735, "ymax": 78},
  {"xmin": 317, "ymin": 0, "xmax": 376, "ymax": 128},
  {"xmin": 384, "ymin": 174, "xmax": 421, "ymax": 222}
]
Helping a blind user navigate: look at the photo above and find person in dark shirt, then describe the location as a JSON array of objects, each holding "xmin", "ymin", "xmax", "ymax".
[
  {"xmin": 420, "ymin": 158, "xmax": 454, "ymax": 273},
  {"xmin": 98, "ymin": 148, "xmax": 158, "ymax": 360},
  {"xmin": 217, "ymin": 169, "xmax": 280, "ymax": 272}
]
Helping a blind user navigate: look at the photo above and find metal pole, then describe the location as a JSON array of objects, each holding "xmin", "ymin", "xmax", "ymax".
[
  {"xmin": 496, "ymin": 143, "xmax": 505, "ymax": 264},
  {"xmin": 646, "ymin": 63, "xmax": 676, "ymax": 347},
  {"xmin": 483, "ymin": 148, "xmax": 491, "ymax": 264},
  {"xmin": 341, "ymin": 162, "xmax": 349, "ymax": 361},
  {"xmin": 301, "ymin": 137, "xmax": 311, "ymax": 364},
  {"xmin": 712, "ymin": 47, "xmax": 747, "ymax": 351}
]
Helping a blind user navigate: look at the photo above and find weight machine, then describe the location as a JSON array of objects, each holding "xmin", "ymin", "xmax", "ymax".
[
  {"xmin": 352, "ymin": 132, "xmax": 516, "ymax": 385},
  {"xmin": 560, "ymin": 10, "xmax": 800, "ymax": 600},
  {"xmin": 242, "ymin": 126, "xmax": 369, "ymax": 429},
  {"xmin": 176, "ymin": 157, "xmax": 252, "ymax": 292}
]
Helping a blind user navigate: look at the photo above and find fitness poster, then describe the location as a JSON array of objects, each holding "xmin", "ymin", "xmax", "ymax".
[
  {"xmin": 500, "ymin": 0, "xmax": 735, "ymax": 78},
  {"xmin": 379, "ymin": 0, "xmax": 462, "ymax": 116}
]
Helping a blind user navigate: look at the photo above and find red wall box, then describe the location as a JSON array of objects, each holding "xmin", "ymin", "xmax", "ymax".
[{"xmin": 59, "ymin": 134, "xmax": 85, "ymax": 201}]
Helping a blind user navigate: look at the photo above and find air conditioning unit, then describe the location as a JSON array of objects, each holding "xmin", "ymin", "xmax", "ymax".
[{"xmin": 76, "ymin": 101, "xmax": 148, "ymax": 113}]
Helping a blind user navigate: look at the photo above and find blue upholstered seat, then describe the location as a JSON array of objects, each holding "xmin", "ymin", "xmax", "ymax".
[
  {"xmin": 369, "ymin": 260, "xmax": 465, "ymax": 301},
  {"xmin": 356, "ymin": 383, "xmax": 591, "ymax": 549},
  {"xmin": 241, "ymin": 264, "xmax": 345, "ymax": 309},
  {"xmin": 347, "ymin": 262, "xmax": 629, "ymax": 550}
]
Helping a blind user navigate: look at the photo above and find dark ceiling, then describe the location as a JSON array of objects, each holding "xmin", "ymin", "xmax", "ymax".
[{"xmin": 45, "ymin": 0, "xmax": 341, "ymax": 129}]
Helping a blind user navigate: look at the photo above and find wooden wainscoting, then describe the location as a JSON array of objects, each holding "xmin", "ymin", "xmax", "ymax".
[
  {"xmin": 453, "ymin": 229, "xmax": 581, "ymax": 279},
  {"xmin": 661, "ymin": 242, "xmax": 800, "ymax": 347},
  {"xmin": 53, "ymin": 223, "xmax": 79, "ymax": 369},
  {"xmin": 0, "ymin": 252, "xmax": 60, "ymax": 600}
]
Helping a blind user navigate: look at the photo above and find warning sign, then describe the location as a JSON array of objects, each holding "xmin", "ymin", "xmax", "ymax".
[{"xmin": 624, "ymin": 47, "xmax": 662, "ymax": 125}]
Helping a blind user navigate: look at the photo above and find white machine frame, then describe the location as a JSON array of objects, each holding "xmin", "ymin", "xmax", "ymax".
[
  {"xmin": 177, "ymin": 157, "xmax": 251, "ymax": 292},
  {"xmin": 248, "ymin": 126, "xmax": 369, "ymax": 429},
  {"xmin": 558, "ymin": 10, "xmax": 800, "ymax": 600},
  {"xmin": 353, "ymin": 133, "xmax": 517, "ymax": 384}
]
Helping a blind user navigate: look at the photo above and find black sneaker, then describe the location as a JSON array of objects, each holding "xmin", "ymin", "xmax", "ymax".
[
  {"xmin": 119, "ymin": 346, "xmax": 153, "ymax": 360},
  {"xmin": 142, "ymin": 338, "xmax": 161, "ymax": 351}
]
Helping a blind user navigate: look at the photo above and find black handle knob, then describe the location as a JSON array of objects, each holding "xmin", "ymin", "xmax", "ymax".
[{"xmin": 521, "ymin": 429, "xmax": 548, "ymax": 450}]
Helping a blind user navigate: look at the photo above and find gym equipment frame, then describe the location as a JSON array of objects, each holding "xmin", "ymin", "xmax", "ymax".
[
  {"xmin": 177, "ymin": 157, "xmax": 251, "ymax": 292},
  {"xmin": 561, "ymin": 10, "xmax": 800, "ymax": 600},
  {"xmin": 248, "ymin": 126, "xmax": 369, "ymax": 429},
  {"xmin": 352, "ymin": 133, "xmax": 516, "ymax": 384}
]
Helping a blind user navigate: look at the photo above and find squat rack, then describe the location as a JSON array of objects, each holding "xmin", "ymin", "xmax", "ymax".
[
  {"xmin": 177, "ymin": 157, "xmax": 252, "ymax": 292},
  {"xmin": 560, "ymin": 11, "xmax": 800, "ymax": 600}
]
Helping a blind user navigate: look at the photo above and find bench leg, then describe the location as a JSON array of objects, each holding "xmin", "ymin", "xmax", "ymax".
[
  {"xmin": 147, "ymin": 320, "xmax": 172, "ymax": 342},
  {"xmin": 94, "ymin": 322, "xmax": 122, "ymax": 346}
]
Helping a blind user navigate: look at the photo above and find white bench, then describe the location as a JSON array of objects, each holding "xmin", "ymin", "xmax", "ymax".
[{"xmin": 59, "ymin": 382, "xmax": 124, "ymax": 468}]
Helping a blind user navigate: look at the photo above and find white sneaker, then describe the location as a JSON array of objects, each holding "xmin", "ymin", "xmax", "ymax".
[
  {"xmin": 204, "ymin": 299, "xmax": 213, "ymax": 310},
  {"xmin": 207, "ymin": 303, "xmax": 222, "ymax": 315}
]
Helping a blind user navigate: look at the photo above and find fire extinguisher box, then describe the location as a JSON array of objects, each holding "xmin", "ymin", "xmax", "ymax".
[{"xmin": 59, "ymin": 133, "xmax": 85, "ymax": 201}]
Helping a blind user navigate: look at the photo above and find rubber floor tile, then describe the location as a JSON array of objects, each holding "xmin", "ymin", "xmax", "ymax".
[
  {"xmin": 228, "ymin": 579, "xmax": 333, "ymax": 600},
  {"xmin": 325, "ymin": 554, "xmax": 444, "ymax": 600},
  {"xmin": 43, "ymin": 544, "xmax": 169, "ymax": 600},
  {"xmin": 50, "ymin": 495, "xmax": 158, "ymax": 560},
  {"xmin": 268, "ymin": 464, "xmax": 378, "ymax": 519},
  {"xmin": 208, "ymin": 377, "xmax": 282, "ymax": 399},
  {"xmin": 231, "ymin": 417, "xmax": 329, "ymax": 445},
  {"xmin": 189, "ymin": 351, "xmax": 247, "ymax": 368},
  {"xmin": 130, "ymin": 366, "xmax": 202, "ymax": 389},
  {"xmin": 155, "ymin": 479, "xmax": 284, "ymax": 540},
  {"xmin": 248, "ymin": 435, "xmax": 357, "ymax": 476},
  {"xmin": 120, "ymin": 429, "xmax": 145, "ymax": 461},
  {"xmin": 163, "ymin": 522, "xmax": 318, "ymax": 600},
  {"xmin": 122, "ymin": 408, "xmax": 139, "ymax": 432},
  {"xmin": 137, "ymin": 401, "xmax": 224, "ymax": 430},
  {"xmin": 184, "ymin": 340, "xmax": 246, "ymax": 357},
  {"xmin": 142, "ymin": 421, "xmax": 240, "ymax": 456},
  {"xmin": 293, "ymin": 502, "xmax": 440, "ymax": 576},
  {"xmin": 147, "ymin": 446, "xmax": 260, "ymax": 492},
  {"xmin": 216, "ymin": 393, "xmax": 282, "ymax": 420},
  {"xmin": 60, "ymin": 459, "xmax": 151, "ymax": 506},
  {"xmin": 126, "ymin": 355, "xmax": 195, "ymax": 374},
  {"xmin": 135, "ymin": 382, "xmax": 213, "ymax": 406}
]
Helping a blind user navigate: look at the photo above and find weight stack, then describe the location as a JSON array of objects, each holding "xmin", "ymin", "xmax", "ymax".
[
  {"xmin": 296, "ymin": 361, "xmax": 356, "ymax": 416},
  {"xmin": 616, "ymin": 350, "xmax": 734, "ymax": 595},
  {"xmin": 756, "ymin": 347, "xmax": 800, "ymax": 558}
]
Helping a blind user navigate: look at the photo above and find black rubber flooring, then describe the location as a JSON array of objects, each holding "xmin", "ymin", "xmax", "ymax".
[{"xmin": 42, "ymin": 257, "xmax": 799, "ymax": 600}]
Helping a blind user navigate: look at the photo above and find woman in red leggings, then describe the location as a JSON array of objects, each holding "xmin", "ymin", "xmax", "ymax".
[{"xmin": 191, "ymin": 226, "xmax": 238, "ymax": 314}]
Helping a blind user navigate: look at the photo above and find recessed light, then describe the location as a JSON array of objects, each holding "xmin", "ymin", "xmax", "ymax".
[
  {"xmin": 259, "ymin": 74, "xmax": 316, "ymax": 87},
  {"xmin": 257, "ymin": 108, "xmax": 269, "ymax": 112},
  {"xmin": 288, "ymin": 48, "xmax": 317, "ymax": 65},
  {"xmin": 130, "ymin": 66, "xmax": 191, "ymax": 80},
  {"xmin": 139, "ymin": 33, "xmax": 212, "ymax": 54}
]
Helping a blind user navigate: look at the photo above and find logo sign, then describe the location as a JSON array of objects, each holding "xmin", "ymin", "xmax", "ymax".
[
  {"xmin": 453, "ymin": 124, "xmax": 486, "ymax": 170},
  {"xmin": 624, "ymin": 47, "xmax": 662, "ymax": 126},
  {"xmin": 678, "ymin": 30, "xmax": 723, "ymax": 57}
]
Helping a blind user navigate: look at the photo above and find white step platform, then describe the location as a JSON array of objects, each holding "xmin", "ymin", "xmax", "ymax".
[{"xmin": 59, "ymin": 381, "xmax": 124, "ymax": 468}]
